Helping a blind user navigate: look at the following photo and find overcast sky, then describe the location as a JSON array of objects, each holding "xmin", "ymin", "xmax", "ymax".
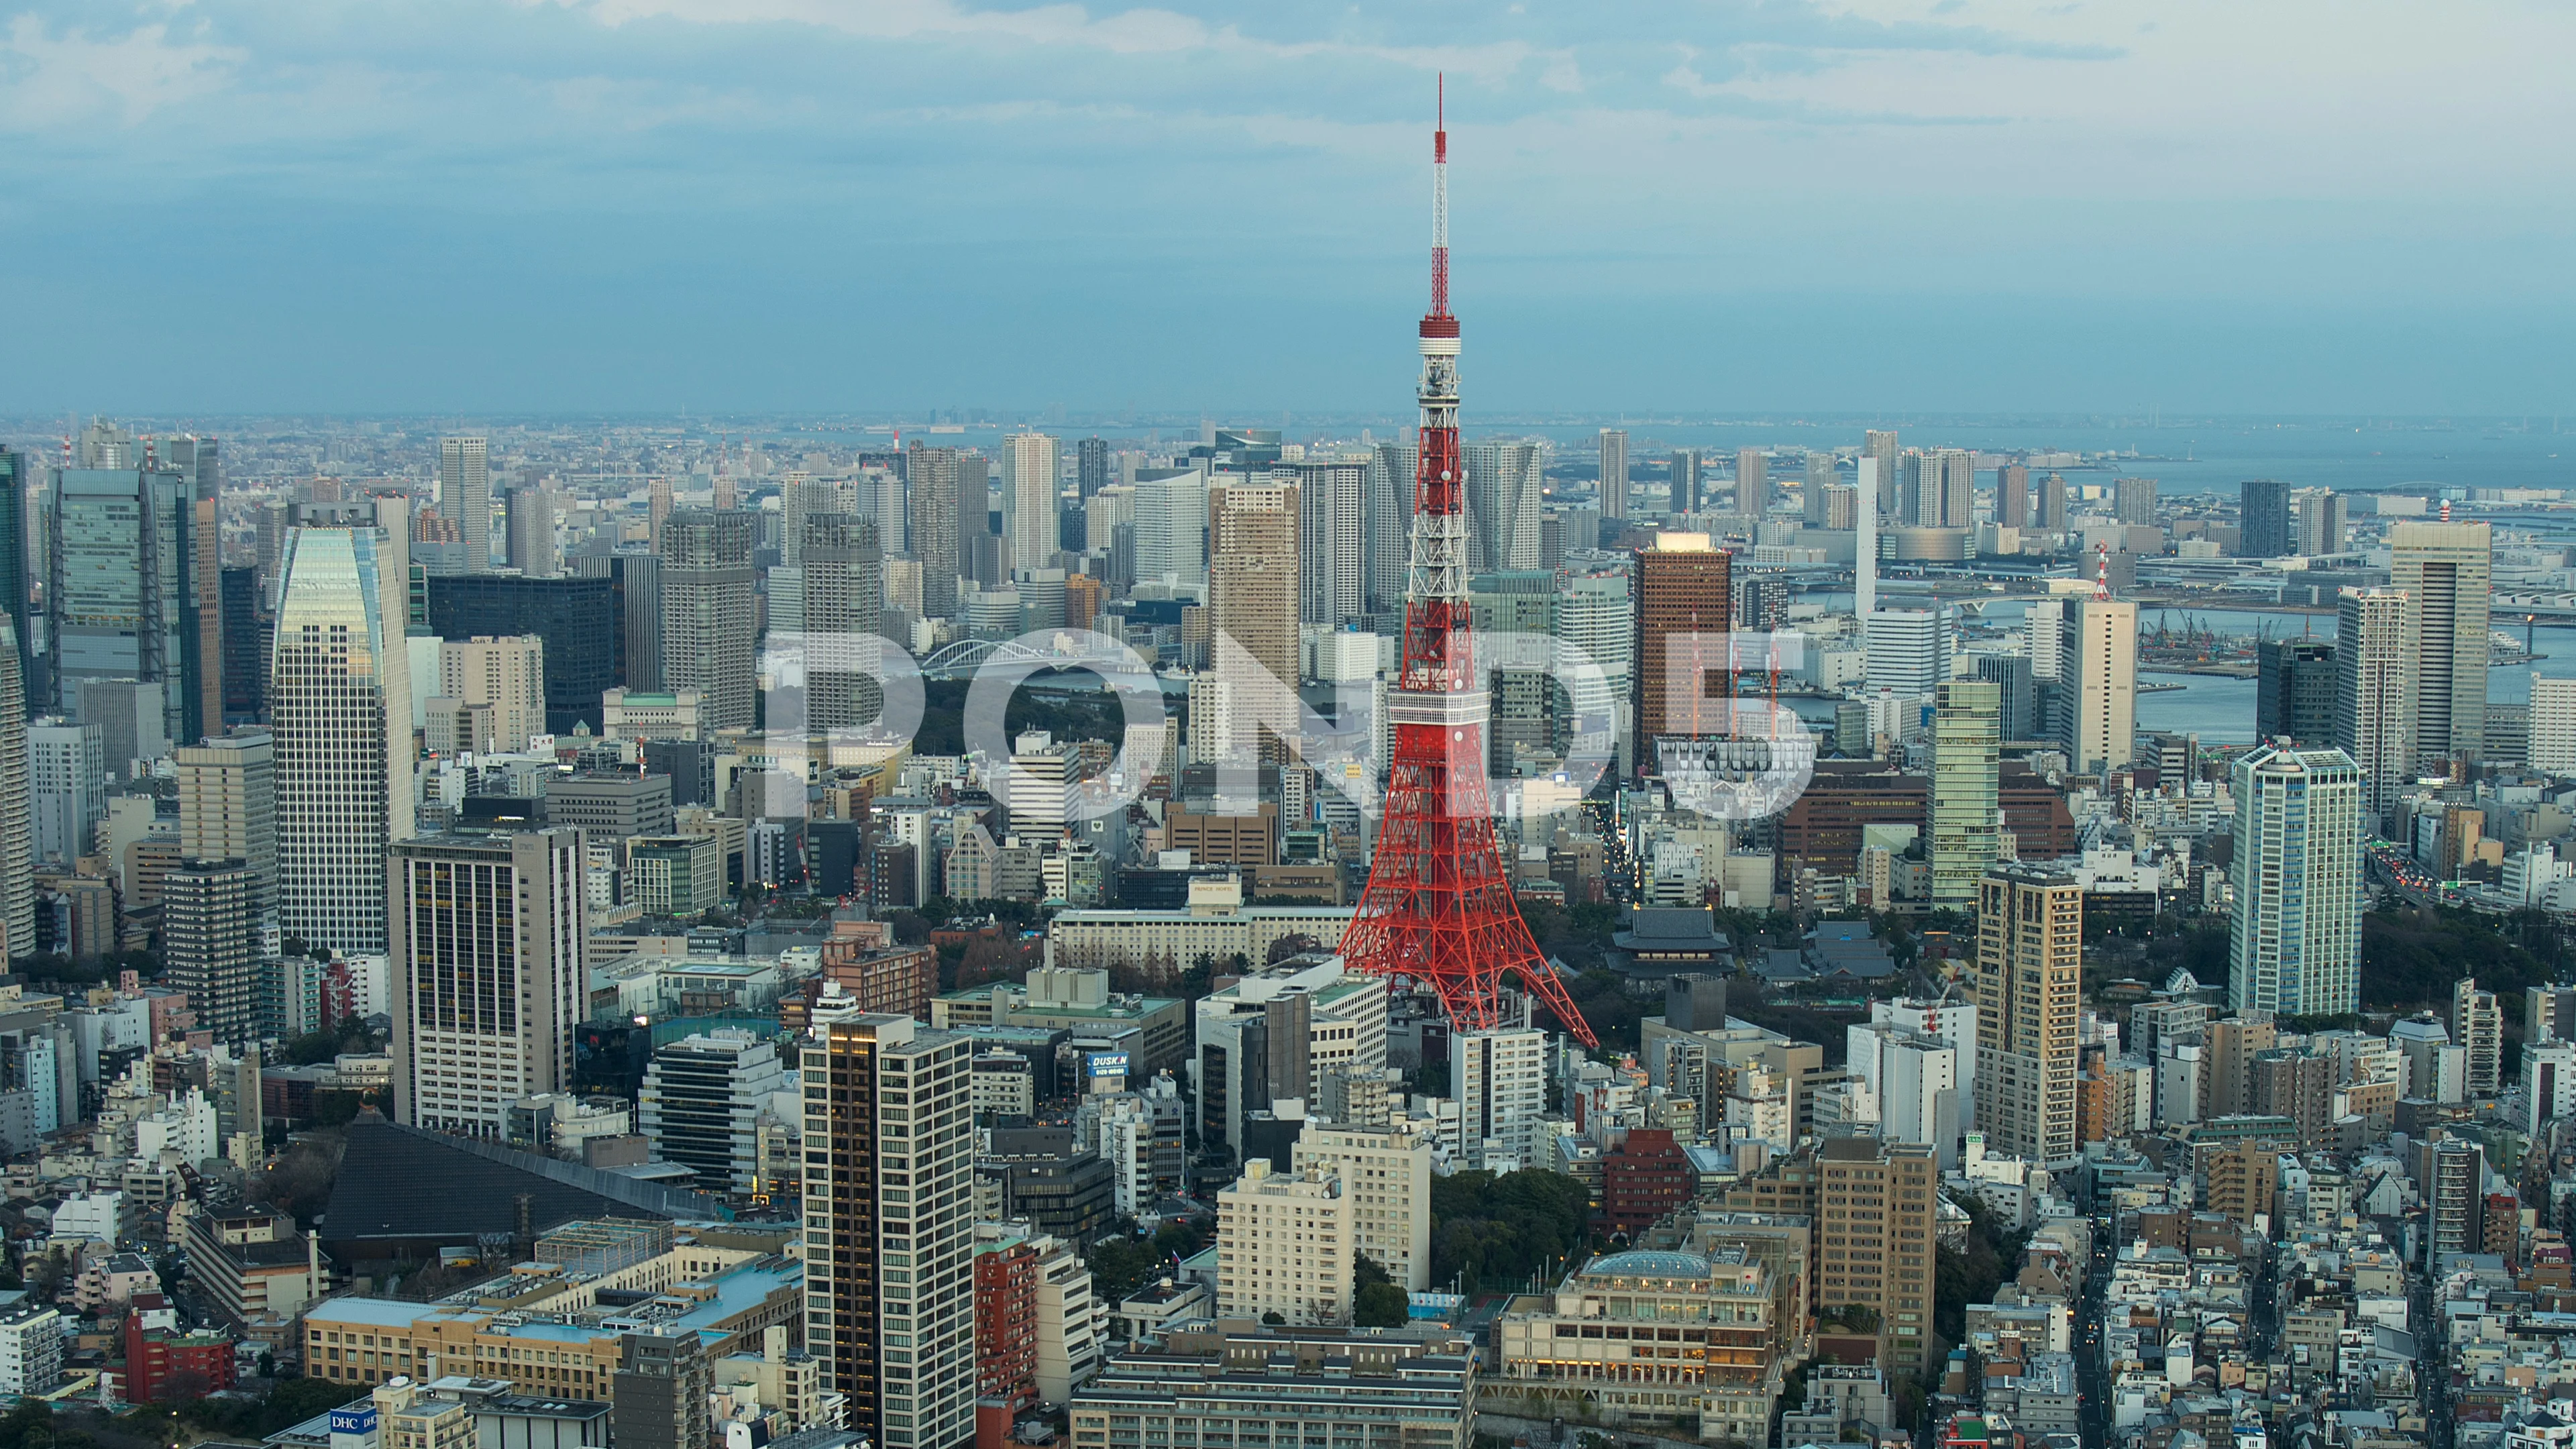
[{"xmin": 2, "ymin": 0, "xmax": 2570, "ymax": 417}]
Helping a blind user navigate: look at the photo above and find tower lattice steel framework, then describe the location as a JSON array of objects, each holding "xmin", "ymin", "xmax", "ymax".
[{"xmin": 1337, "ymin": 87, "xmax": 1599, "ymax": 1049}]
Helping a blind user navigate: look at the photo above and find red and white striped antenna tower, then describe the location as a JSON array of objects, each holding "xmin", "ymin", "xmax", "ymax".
[
  {"xmin": 2094, "ymin": 541, "xmax": 2112, "ymax": 600},
  {"xmin": 1337, "ymin": 80, "xmax": 1597, "ymax": 1049}
]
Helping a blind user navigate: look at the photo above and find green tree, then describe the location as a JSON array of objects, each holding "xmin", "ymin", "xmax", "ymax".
[{"xmin": 1353, "ymin": 1253, "xmax": 1408, "ymax": 1328}]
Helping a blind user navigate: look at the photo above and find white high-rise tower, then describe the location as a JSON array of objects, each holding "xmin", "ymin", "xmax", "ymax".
[
  {"xmin": 273, "ymin": 502, "xmax": 414, "ymax": 955},
  {"xmin": 438, "ymin": 437, "xmax": 491, "ymax": 574},
  {"xmin": 1001, "ymin": 431, "xmax": 1060, "ymax": 574}
]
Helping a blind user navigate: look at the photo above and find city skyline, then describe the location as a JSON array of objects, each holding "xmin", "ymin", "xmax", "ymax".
[{"xmin": 3, "ymin": 4, "xmax": 2574, "ymax": 415}]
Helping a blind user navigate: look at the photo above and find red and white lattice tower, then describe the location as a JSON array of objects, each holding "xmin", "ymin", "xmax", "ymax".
[{"xmin": 1337, "ymin": 87, "xmax": 1599, "ymax": 1048}]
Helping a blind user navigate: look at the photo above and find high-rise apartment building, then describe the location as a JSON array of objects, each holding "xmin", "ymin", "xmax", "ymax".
[
  {"xmin": 0, "ymin": 450, "xmax": 28, "ymax": 710},
  {"xmin": 658, "ymin": 510, "xmax": 757, "ymax": 732},
  {"xmin": 2061, "ymin": 598, "xmax": 2137, "ymax": 773},
  {"xmin": 1292, "ymin": 460, "xmax": 1367, "ymax": 627},
  {"xmin": 1721, "ymin": 1136, "xmax": 1936, "ymax": 1368},
  {"xmin": 161, "ymin": 861, "xmax": 260, "ymax": 1046},
  {"xmin": 2453, "ymin": 977, "xmax": 2504, "ymax": 1099},
  {"xmin": 2037, "ymin": 472, "xmax": 2068, "ymax": 533},
  {"xmin": 1929, "ymin": 681, "xmax": 2001, "ymax": 910},
  {"xmin": 800, "ymin": 1003, "xmax": 976, "ymax": 1449},
  {"xmin": 2111, "ymin": 477, "xmax": 2157, "ymax": 526},
  {"xmin": 1863, "ymin": 431, "xmax": 1899, "ymax": 519},
  {"xmin": 2227, "ymin": 745, "xmax": 2363, "ymax": 1018},
  {"xmin": 2336, "ymin": 588, "xmax": 2413, "ymax": 812},
  {"xmin": 907, "ymin": 444, "xmax": 966, "ymax": 620},
  {"xmin": 438, "ymin": 437, "xmax": 492, "ymax": 574},
  {"xmin": 2296, "ymin": 490, "xmax": 2348, "ymax": 556},
  {"xmin": 800, "ymin": 515, "xmax": 886, "ymax": 732},
  {"xmin": 2199, "ymin": 1014, "xmax": 2277, "ymax": 1119},
  {"xmin": 439, "ymin": 635, "xmax": 547, "ymax": 754},
  {"xmin": 272, "ymin": 508, "xmax": 414, "ymax": 955},
  {"xmin": 388, "ymin": 827, "xmax": 586, "ymax": 1134},
  {"xmin": 1672, "ymin": 449, "xmax": 1703, "ymax": 514},
  {"xmin": 2390, "ymin": 521, "xmax": 2491, "ymax": 770},
  {"xmin": 176, "ymin": 732, "xmax": 277, "ymax": 899},
  {"xmin": 1291, "ymin": 1120, "xmax": 1435, "ymax": 1291},
  {"xmin": 28, "ymin": 721, "xmax": 101, "ymax": 869},
  {"xmin": 2240, "ymin": 479, "xmax": 2292, "ymax": 559},
  {"xmin": 1364, "ymin": 442, "xmax": 1418, "ymax": 616},
  {"xmin": 1216, "ymin": 1160, "xmax": 1352, "ymax": 1326},
  {"xmin": 1598, "ymin": 430, "xmax": 1629, "ymax": 520},
  {"xmin": 1803, "ymin": 451, "xmax": 1837, "ymax": 526},
  {"xmin": 1996, "ymin": 463, "xmax": 2029, "ymax": 530},
  {"xmin": 49, "ymin": 459, "xmax": 217, "ymax": 745},
  {"xmin": 1453, "ymin": 1028, "xmax": 1545, "ymax": 1171},
  {"xmin": 505, "ymin": 485, "xmax": 557, "ymax": 578},
  {"xmin": 612, "ymin": 1330, "xmax": 712, "ymax": 1449},
  {"xmin": 1001, "ymin": 432, "xmax": 1060, "ymax": 575},
  {"xmin": 1464, "ymin": 442, "xmax": 1543, "ymax": 572},
  {"xmin": 2256, "ymin": 639, "xmax": 2337, "ymax": 746},
  {"xmin": 1208, "ymin": 480, "xmax": 1300, "ymax": 695},
  {"xmin": 1734, "ymin": 449, "xmax": 1767, "ymax": 516},
  {"xmin": 1974, "ymin": 864, "xmax": 2082, "ymax": 1167},
  {"xmin": 0, "ymin": 623, "xmax": 31, "ymax": 957},
  {"xmin": 1076, "ymin": 437, "xmax": 1110, "ymax": 500},
  {"xmin": 1633, "ymin": 533, "xmax": 1730, "ymax": 773}
]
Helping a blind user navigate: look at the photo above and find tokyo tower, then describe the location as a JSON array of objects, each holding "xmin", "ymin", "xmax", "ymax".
[{"xmin": 1337, "ymin": 88, "xmax": 1599, "ymax": 1050}]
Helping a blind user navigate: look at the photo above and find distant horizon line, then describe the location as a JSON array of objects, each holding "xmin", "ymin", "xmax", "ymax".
[{"xmin": 4, "ymin": 409, "xmax": 2567, "ymax": 432}]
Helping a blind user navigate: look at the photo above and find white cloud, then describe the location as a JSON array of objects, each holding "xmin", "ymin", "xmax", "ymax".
[{"xmin": 0, "ymin": 13, "xmax": 241, "ymax": 129}]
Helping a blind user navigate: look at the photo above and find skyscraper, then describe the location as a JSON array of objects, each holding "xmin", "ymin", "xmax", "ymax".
[
  {"xmin": 2390, "ymin": 521, "xmax": 2491, "ymax": 770},
  {"xmin": 1975, "ymin": 863, "xmax": 2082, "ymax": 1167},
  {"xmin": 428, "ymin": 572, "xmax": 624, "ymax": 735},
  {"xmin": 800, "ymin": 514, "xmax": 886, "ymax": 733},
  {"xmin": 1000, "ymin": 431, "xmax": 1060, "ymax": 574},
  {"xmin": 176, "ymin": 729, "xmax": 276, "ymax": 921},
  {"xmin": 1464, "ymin": 441, "xmax": 1542, "ymax": 572},
  {"xmin": 2453, "ymin": 977, "xmax": 2503, "ymax": 1099},
  {"xmin": 1854, "ymin": 458, "xmax": 1880, "ymax": 619},
  {"xmin": 49, "ymin": 459, "xmax": 215, "ymax": 745},
  {"xmin": 438, "ymin": 437, "xmax": 492, "ymax": 574},
  {"xmin": 1292, "ymin": 460, "xmax": 1367, "ymax": 627},
  {"xmin": 1864, "ymin": 608, "xmax": 1945, "ymax": 698},
  {"xmin": 1734, "ymin": 449, "xmax": 1766, "ymax": 516},
  {"xmin": 504, "ymin": 486, "xmax": 557, "ymax": 577},
  {"xmin": 2061, "ymin": 598, "xmax": 2137, "ymax": 773},
  {"xmin": 0, "ymin": 622, "xmax": 32, "ymax": 956},
  {"xmin": 906, "ymin": 444, "xmax": 965, "ymax": 619},
  {"xmin": 800, "ymin": 1004, "xmax": 976, "ymax": 1449},
  {"xmin": 2295, "ymin": 490, "xmax": 2348, "ymax": 556},
  {"xmin": 388, "ymin": 826, "xmax": 587, "ymax": 1134},
  {"xmin": 1364, "ymin": 443, "xmax": 1418, "ymax": 616},
  {"xmin": 2111, "ymin": 477, "xmax": 2157, "ymax": 526},
  {"xmin": 1930, "ymin": 680, "xmax": 2001, "ymax": 910},
  {"xmin": 1558, "ymin": 561, "xmax": 1633, "ymax": 774},
  {"xmin": 0, "ymin": 449, "xmax": 28, "ymax": 712},
  {"xmin": 2336, "ymin": 588, "xmax": 2413, "ymax": 812},
  {"xmin": 1598, "ymin": 429, "xmax": 1628, "ymax": 520},
  {"xmin": 1802, "ymin": 451, "xmax": 1835, "ymax": 527},
  {"xmin": 272, "ymin": 504, "xmax": 414, "ymax": 955},
  {"xmin": 1670, "ymin": 450, "xmax": 1703, "ymax": 515},
  {"xmin": 1076, "ymin": 436, "xmax": 1110, "ymax": 499},
  {"xmin": 1632, "ymin": 533, "xmax": 1730, "ymax": 773},
  {"xmin": 2228, "ymin": 745, "xmax": 2363, "ymax": 1018},
  {"xmin": 1864, "ymin": 430, "xmax": 1899, "ymax": 519},
  {"xmin": 1132, "ymin": 466, "xmax": 1209, "ymax": 596},
  {"xmin": 2037, "ymin": 472, "xmax": 2068, "ymax": 533},
  {"xmin": 1996, "ymin": 462, "xmax": 2029, "ymax": 530},
  {"xmin": 28, "ymin": 721, "xmax": 102, "ymax": 869},
  {"xmin": 2240, "ymin": 479, "xmax": 2292, "ymax": 559},
  {"xmin": 2255, "ymin": 639, "xmax": 2337, "ymax": 746},
  {"xmin": 1208, "ymin": 479, "xmax": 1300, "ymax": 693},
  {"xmin": 659, "ymin": 510, "xmax": 757, "ymax": 731},
  {"xmin": 161, "ymin": 861, "xmax": 260, "ymax": 1046}
]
